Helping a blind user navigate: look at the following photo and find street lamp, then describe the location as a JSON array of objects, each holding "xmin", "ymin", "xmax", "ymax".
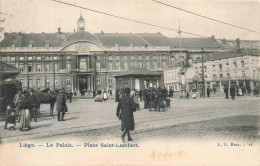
[{"xmin": 201, "ymin": 48, "xmax": 205, "ymax": 97}]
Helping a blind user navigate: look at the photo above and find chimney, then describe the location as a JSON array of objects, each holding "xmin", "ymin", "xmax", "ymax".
[
  {"xmin": 4, "ymin": 32, "xmax": 9, "ymax": 39},
  {"xmin": 236, "ymin": 38, "xmax": 240, "ymax": 50},
  {"xmin": 58, "ymin": 27, "xmax": 61, "ymax": 34},
  {"xmin": 211, "ymin": 35, "xmax": 216, "ymax": 42}
]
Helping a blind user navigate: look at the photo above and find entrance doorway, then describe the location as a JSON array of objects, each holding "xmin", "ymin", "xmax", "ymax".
[{"xmin": 79, "ymin": 76, "xmax": 88, "ymax": 92}]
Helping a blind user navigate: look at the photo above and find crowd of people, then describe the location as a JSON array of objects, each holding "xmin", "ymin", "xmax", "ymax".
[
  {"xmin": 116, "ymin": 87, "xmax": 171, "ymax": 112},
  {"xmin": 4, "ymin": 88, "xmax": 72, "ymax": 131}
]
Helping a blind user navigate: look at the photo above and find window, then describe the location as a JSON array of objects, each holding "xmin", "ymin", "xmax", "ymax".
[
  {"xmin": 46, "ymin": 80, "xmax": 50, "ymax": 86},
  {"xmin": 53, "ymin": 56, "xmax": 58, "ymax": 60},
  {"xmin": 2, "ymin": 56, "xmax": 6, "ymax": 61},
  {"xmin": 226, "ymin": 62, "xmax": 229, "ymax": 65},
  {"xmin": 45, "ymin": 63, "xmax": 50, "ymax": 72},
  {"xmin": 54, "ymin": 63, "xmax": 58, "ymax": 71},
  {"xmin": 97, "ymin": 76, "xmax": 101, "ymax": 84},
  {"xmin": 28, "ymin": 64, "xmax": 32, "ymax": 72},
  {"xmin": 55, "ymin": 78, "xmax": 58, "ymax": 86},
  {"xmin": 19, "ymin": 63, "xmax": 24, "ymax": 72},
  {"xmin": 37, "ymin": 57, "xmax": 41, "ymax": 60},
  {"xmin": 227, "ymin": 73, "xmax": 230, "ymax": 77},
  {"xmin": 131, "ymin": 62, "xmax": 135, "ymax": 69},
  {"xmin": 46, "ymin": 56, "xmax": 50, "ymax": 60},
  {"xmin": 233, "ymin": 61, "xmax": 237, "ymax": 68},
  {"xmin": 19, "ymin": 79, "xmax": 23, "ymax": 87},
  {"xmin": 66, "ymin": 55, "xmax": 71, "ymax": 60},
  {"xmin": 162, "ymin": 56, "xmax": 166, "ymax": 59},
  {"xmin": 212, "ymin": 65, "xmax": 215, "ymax": 68},
  {"xmin": 154, "ymin": 61, "xmax": 157, "ymax": 69},
  {"xmin": 241, "ymin": 60, "xmax": 244, "ymax": 67},
  {"xmin": 162, "ymin": 61, "xmax": 166, "ymax": 69},
  {"xmin": 138, "ymin": 55, "xmax": 142, "ymax": 59},
  {"xmin": 109, "ymin": 76, "xmax": 113, "ymax": 84},
  {"xmin": 220, "ymin": 74, "xmax": 223, "ymax": 78},
  {"xmin": 146, "ymin": 61, "xmax": 150, "ymax": 70},
  {"xmin": 80, "ymin": 58, "xmax": 86, "ymax": 71},
  {"xmin": 108, "ymin": 62, "xmax": 112, "ymax": 70},
  {"xmin": 19, "ymin": 57, "xmax": 24, "ymax": 61},
  {"xmin": 153, "ymin": 56, "xmax": 157, "ymax": 60},
  {"xmin": 115, "ymin": 61, "xmax": 120, "ymax": 70},
  {"xmin": 37, "ymin": 64, "xmax": 41, "ymax": 72},
  {"xmin": 28, "ymin": 56, "xmax": 33, "ymax": 60},
  {"xmin": 37, "ymin": 79, "xmax": 41, "ymax": 86},
  {"xmin": 124, "ymin": 61, "xmax": 128, "ymax": 70},
  {"xmin": 29, "ymin": 79, "xmax": 33, "ymax": 87},
  {"xmin": 11, "ymin": 57, "xmax": 15, "ymax": 61},
  {"xmin": 66, "ymin": 78, "xmax": 71, "ymax": 86},
  {"xmin": 213, "ymin": 74, "xmax": 217, "ymax": 80},
  {"xmin": 242, "ymin": 71, "xmax": 245, "ymax": 76},
  {"xmin": 108, "ymin": 55, "xmax": 112, "ymax": 60},
  {"xmin": 131, "ymin": 56, "xmax": 135, "ymax": 60},
  {"xmin": 116, "ymin": 56, "xmax": 119, "ymax": 59},
  {"xmin": 219, "ymin": 64, "xmax": 222, "ymax": 70},
  {"xmin": 66, "ymin": 63, "xmax": 71, "ymax": 71},
  {"xmin": 139, "ymin": 62, "xmax": 143, "ymax": 68},
  {"xmin": 123, "ymin": 56, "xmax": 127, "ymax": 60},
  {"xmin": 96, "ymin": 62, "xmax": 100, "ymax": 71}
]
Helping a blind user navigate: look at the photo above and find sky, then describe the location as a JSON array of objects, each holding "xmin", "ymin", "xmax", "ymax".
[{"xmin": 0, "ymin": 0, "xmax": 260, "ymax": 41}]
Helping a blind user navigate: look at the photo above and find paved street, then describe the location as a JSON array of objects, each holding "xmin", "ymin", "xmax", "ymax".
[{"xmin": 0, "ymin": 94, "xmax": 260, "ymax": 144}]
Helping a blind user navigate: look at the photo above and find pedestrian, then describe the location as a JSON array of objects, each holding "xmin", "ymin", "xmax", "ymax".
[
  {"xmin": 207, "ymin": 86, "xmax": 210, "ymax": 97},
  {"xmin": 4, "ymin": 105, "xmax": 17, "ymax": 130},
  {"xmin": 49, "ymin": 91, "xmax": 56, "ymax": 116},
  {"xmin": 138, "ymin": 89, "xmax": 143, "ymax": 101},
  {"xmin": 110, "ymin": 89, "xmax": 112, "ymax": 96},
  {"xmin": 230, "ymin": 85, "xmax": 236, "ymax": 100},
  {"xmin": 213, "ymin": 87, "xmax": 216, "ymax": 94},
  {"xmin": 103, "ymin": 89, "xmax": 108, "ymax": 101},
  {"xmin": 56, "ymin": 90, "xmax": 67, "ymax": 121},
  {"xmin": 133, "ymin": 91, "xmax": 140, "ymax": 110},
  {"xmin": 68, "ymin": 90, "xmax": 73, "ymax": 103},
  {"xmin": 29, "ymin": 89, "xmax": 39, "ymax": 122},
  {"xmin": 165, "ymin": 97, "xmax": 171, "ymax": 108},
  {"xmin": 157, "ymin": 90, "xmax": 165, "ymax": 112},
  {"xmin": 149, "ymin": 91, "xmax": 156, "ymax": 111},
  {"xmin": 115, "ymin": 89, "xmax": 120, "ymax": 102},
  {"xmin": 116, "ymin": 87, "xmax": 136, "ymax": 142},
  {"xmin": 14, "ymin": 89, "xmax": 23, "ymax": 122},
  {"xmin": 224, "ymin": 86, "xmax": 229, "ymax": 99},
  {"xmin": 19, "ymin": 90, "xmax": 32, "ymax": 131}
]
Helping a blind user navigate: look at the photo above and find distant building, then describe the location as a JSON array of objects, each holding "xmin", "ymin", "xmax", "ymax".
[
  {"xmin": 0, "ymin": 15, "xmax": 259, "ymax": 92},
  {"xmin": 191, "ymin": 50, "xmax": 260, "ymax": 92}
]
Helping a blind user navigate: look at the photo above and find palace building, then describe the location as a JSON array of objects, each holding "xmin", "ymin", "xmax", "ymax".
[{"xmin": 0, "ymin": 15, "xmax": 259, "ymax": 93}]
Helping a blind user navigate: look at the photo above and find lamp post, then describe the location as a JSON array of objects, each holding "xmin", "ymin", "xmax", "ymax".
[
  {"xmin": 94, "ymin": 55, "xmax": 97, "ymax": 91},
  {"xmin": 201, "ymin": 48, "xmax": 205, "ymax": 97},
  {"xmin": 27, "ymin": 64, "xmax": 29, "ymax": 91},
  {"xmin": 53, "ymin": 63, "xmax": 56, "ymax": 90}
]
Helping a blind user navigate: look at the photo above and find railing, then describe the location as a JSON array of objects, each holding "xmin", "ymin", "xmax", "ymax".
[{"xmin": 0, "ymin": 47, "xmax": 62, "ymax": 52}]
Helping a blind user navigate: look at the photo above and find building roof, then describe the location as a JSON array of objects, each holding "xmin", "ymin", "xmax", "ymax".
[
  {"xmin": 63, "ymin": 31, "xmax": 102, "ymax": 46},
  {"xmin": 1, "ymin": 31, "xmax": 259, "ymax": 50},
  {"xmin": 115, "ymin": 68, "xmax": 161, "ymax": 77},
  {"xmin": 0, "ymin": 61, "xmax": 20, "ymax": 80},
  {"xmin": 193, "ymin": 49, "xmax": 260, "ymax": 63}
]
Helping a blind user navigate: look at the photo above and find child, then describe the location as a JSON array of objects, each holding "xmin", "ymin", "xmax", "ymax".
[
  {"xmin": 165, "ymin": 97, "xmax": 171, "ymax": 108},
  {"xmin": 4, "ymin": 106, "xmax": 17, "ymax": 131}
]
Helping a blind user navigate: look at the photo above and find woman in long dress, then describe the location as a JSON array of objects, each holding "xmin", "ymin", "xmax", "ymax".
[{"xmin": 19, "ymin": 91, "xmax": 32, "ymax": 131}]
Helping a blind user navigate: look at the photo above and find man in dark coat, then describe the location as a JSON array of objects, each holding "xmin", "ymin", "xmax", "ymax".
[
  {"xmin": 56, "ymin": 90, "xmax": 67, "ymax": 121},
  {"xmin": 224, "ymin": 86, "xmax": 229, "ymax": 99},
  {"xmin": 29, "ymin": 89, "xmax": 39, "ymax": 122},
  {"xmin": 68, "ymin": 91, "xmax": 73, "ymax": 103},
  {"xmin": 116, "ymin": 88, "xmax": 136, "ymax": 142},
  {"xmin": 207, "ymin": 86, "xmax": 210, "ymax": 97},
  {"xmin": 230, "ymin": 86, "xmax": 236, "ymax": 100},
  {"xmin": 49, "ymin": 91, "xmax": 56, "ymax": 116}
]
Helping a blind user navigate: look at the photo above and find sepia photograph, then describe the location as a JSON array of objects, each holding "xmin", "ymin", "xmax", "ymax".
[{"xmin": 0, "ymin": 0, "xmax": 260, "ymax": 165}]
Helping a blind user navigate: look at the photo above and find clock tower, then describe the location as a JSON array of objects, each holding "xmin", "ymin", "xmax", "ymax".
[{"xmin": 77, "ymin": 14, "xmax": 85, "ymax": 31}]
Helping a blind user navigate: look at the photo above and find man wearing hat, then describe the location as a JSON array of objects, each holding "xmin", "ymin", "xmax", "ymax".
[
  {"xmin": 116, "ymin": 87, "xmax": 136, "ymax": 142},
  {"xmin": 56, "ymin": 89, "xmax": 67, "ymax": 121}
]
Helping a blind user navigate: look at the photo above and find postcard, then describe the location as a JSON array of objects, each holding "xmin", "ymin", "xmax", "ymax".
[{"xmin": 0, "ymin": 0, "xmax": 260, "ymax": 165}]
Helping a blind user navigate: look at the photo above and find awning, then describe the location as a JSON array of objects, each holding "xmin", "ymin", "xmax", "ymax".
[{"xmin": 0, "ymin": 61, "xmax": 20, "ymax": 80}]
